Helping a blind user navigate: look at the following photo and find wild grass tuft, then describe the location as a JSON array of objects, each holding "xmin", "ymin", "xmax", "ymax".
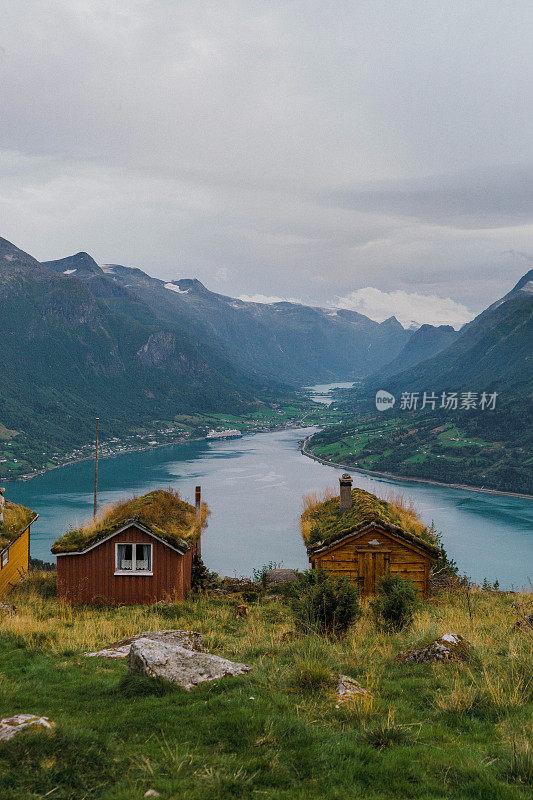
[
  {"xmin": 290, "ymin": 658, "xmax": 334, "ymax": 693},
  {"xmin": 507, "ymin": 732, "xmax": 533, "ymax": 785},
  {"xmin": 300, "ymin": 486, "xmax": 336, "ymax": 543},
  {"xmin": 360, "ymin": 709, "xmax": 415, "ymax": 749}
]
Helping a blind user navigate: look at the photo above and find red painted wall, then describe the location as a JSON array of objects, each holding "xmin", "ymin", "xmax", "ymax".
[{"xmin": 56, "ymin": 524, "xmax": 196, "ymax": 605}]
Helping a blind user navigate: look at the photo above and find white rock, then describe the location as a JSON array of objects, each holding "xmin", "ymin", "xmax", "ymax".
[
  {"xmin": 440, "ymin": 633, "xmax": 461, "ymax": 644},
  {"xmin": 85, "ymin": 629, "xmax": 204, "ymax": 659},
  {"xmin": 128, "ymin": 637, "xmax": 251, "ymax": 690},
  {"xmin": 144, "ymin": 790, "xmax": 160, "ymax": 797},
  {"xmin": 335, "ymin": 674, "xmax": 370, "ymax": 700},
  {"xmin": 0, "ymin": 714, "xmax": 55, "ymax": 742}
]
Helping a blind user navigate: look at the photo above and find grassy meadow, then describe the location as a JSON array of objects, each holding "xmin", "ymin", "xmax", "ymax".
[{"xmin": 0, "ymin": 573, "xmax": 531, "ymax": 800}]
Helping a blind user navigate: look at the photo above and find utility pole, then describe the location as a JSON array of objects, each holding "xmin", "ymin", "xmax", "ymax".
[
  {"xmin": 93, "ymin": 417, "xmax": 99, "ymax": 518},
  {"xmin": 195, "ymin": 485, "xmax": 202, "ymax": 558}
]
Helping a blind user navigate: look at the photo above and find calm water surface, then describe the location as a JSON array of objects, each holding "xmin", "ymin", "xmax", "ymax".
[
  {"xmin": 6, "ymin": 382, "xmax": 533, "ymax": 587},
  {"xmin": 305, "ymin": 381, "xmax": 354, "ymax": 405},
  {"xmin": 6, "ymin": 425, "xmax": 532, "ymax": 588}
]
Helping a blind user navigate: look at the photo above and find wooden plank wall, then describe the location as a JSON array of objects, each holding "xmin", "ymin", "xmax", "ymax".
[
  {"xmin": 57, "ymin": 524, "xmax": 192, "ymax": 605},
  {"xmin": 312, "ymin": 527, "xmax": 431, "ymax": 598},
  {"xmin": 0, "ymin": 528, "xmax": 30, "ymax": 598}
]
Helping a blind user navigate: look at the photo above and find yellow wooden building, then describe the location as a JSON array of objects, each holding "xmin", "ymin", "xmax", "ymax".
[
  {"xmin": 303, "ymin": 475, "xmax": 439, "ymax": 599},
  {"xmin": 0, "ymin": 494, "xmax": 38, "ymax": 598}
]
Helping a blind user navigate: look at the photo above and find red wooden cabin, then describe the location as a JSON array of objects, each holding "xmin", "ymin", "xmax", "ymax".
[{"xmin": 52, "ymin": 489, "xmax": 207, "ymax": 605}]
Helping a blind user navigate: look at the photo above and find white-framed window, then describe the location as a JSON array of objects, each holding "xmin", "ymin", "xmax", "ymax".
[
  {"xmin": 115, "ymin": 543, "xmax": 153, "ymax": 575},
  {"xmin": 1, "ymin": 550, "xmax": 8, "ymax": 568}
]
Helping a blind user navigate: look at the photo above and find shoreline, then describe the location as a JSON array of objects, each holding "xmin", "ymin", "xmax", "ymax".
[
  {"xmin": 5, "ymin": 423, "xmax": 313, "ymax": 484},
  {"xmin": 300, "ymin": 435, "xmax": 533, "ymax": 501}
]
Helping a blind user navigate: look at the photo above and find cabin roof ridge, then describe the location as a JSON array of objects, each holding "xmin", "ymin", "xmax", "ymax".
[{"xmin": 306, "ymin": 519, "xmax": 441, "ymax": 558}]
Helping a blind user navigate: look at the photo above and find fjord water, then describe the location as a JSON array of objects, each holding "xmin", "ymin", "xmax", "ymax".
[{"xmin": 6, "ymin": 424, "xmax": 532, "ymax": 589}]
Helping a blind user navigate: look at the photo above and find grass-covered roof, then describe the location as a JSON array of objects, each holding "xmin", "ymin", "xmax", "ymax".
[
  {"xmin": 302, "ymin": 487, "xmax": 440, "ymax": 556},
  {"xmin": 0, "ymin": 500, "xmax": 37, "ymax": 550},
  {"xmin": 52, "ymin": 489, "xmax": 209, "ymax": 554}
]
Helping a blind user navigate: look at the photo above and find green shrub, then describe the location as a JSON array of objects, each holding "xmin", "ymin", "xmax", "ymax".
[
  {"xmin": 289, "ymin": 569, "xmax": 361, "ymax": 636},
  {"xmin": 252, "ymin": 560, "xmax": 282, "ymax": 585},
  {"xmin": 371, "ymin": 573, "xmax": 418, "ymax": 631}
]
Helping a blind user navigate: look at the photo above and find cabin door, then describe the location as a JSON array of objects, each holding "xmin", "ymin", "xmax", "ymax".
[{"xmin": 358, "ymin": 551, "xmax": 390, "ymax": 597}]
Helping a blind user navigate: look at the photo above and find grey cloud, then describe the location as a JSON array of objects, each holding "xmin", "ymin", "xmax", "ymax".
[
  {"xmin": 1, "ymin": 1, "xmax": 533, "ymax": 317},
  {"xmin": 329, "ymin": 165, "xmax": 533, "ymax": 229}
]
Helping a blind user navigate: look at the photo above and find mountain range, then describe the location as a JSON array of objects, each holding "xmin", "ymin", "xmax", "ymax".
[
  {"xmin": 44, "ymin": 253, "xmax": 415, "ymax": 386},
  {"xmin": 373, "ymin": 269, "xmax": 533, "ymax": 396},
  {"xmin": 2, "ymin": 233, "xmax": 530, "ymax": 486},
  {"xmin": 312, "ymin": 270, "xmax": 532, "ymax": 493},
  {"xmin": 0, "ymin": 238, "xmax": 277, "ymax": 456}
]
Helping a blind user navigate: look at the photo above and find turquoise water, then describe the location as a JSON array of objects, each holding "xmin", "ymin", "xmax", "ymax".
[
  {"xmin": 305, "ymin": 381, "xmax": 354, "ymax": 405},
  {"xmin": 5, "ymin": 427, "xmax": 532, "ymax": 588}
]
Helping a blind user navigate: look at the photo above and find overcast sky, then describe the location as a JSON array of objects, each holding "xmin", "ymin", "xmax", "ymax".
[{"xmin": 1, "ymin": 1, "xmax": 532, "ymax": 326}]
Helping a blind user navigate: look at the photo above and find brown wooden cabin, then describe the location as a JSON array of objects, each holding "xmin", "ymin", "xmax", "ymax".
[
  {"xmin": 0, "ymin": 494, "xmax": 38, "ymax": 598},
  {"xmin": 52, "ymin": 489, "xmax": 207, "ymax": 605},
  {"xmin": 305, "ymin": 475, "xmax": 439, "ymax": 599}
]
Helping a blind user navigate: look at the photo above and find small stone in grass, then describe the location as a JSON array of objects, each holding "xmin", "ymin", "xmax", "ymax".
[
  {"xmin": 334, "ymin": 675, "xmax": 371, "ymax": 706},
  {"xmin": 0, "ymin": 714, "xmax": 55, "ymax": 742},
  {"xmin": 396, "ymin": 633, "xmax": 471, "ymax": 665},
  {"xmin": 144, "ymin": 790, "xmax": 160, "ymax": 798}
]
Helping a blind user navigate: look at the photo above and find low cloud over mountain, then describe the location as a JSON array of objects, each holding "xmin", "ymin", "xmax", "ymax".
[{"xmin": 334, "ymin": 287, "xmax": 472, "ymax": 329}]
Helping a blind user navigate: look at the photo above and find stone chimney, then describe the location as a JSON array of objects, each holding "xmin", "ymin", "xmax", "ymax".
[
  {"xmin": 0, "ymin": 487, "xmax": 5, "ymax": 524},
  {"xmin": 339, "ymin": 473, "xmax": 352, "ymax": 512}
]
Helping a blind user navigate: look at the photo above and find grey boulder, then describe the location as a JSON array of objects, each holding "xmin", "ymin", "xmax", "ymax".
[
  {"xmin": 85, "ymin": 629, "xmax": 205, "ymax": 659},
  {"xmin": 263, "ymin": 569, "xmax": 298, "ymax": 588},
  {"xmin": 128, "ymin": 637, "xmax": 251, "ymax": 690}
]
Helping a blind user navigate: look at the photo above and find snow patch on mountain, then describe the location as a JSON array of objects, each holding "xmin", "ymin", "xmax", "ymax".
[
  {"xmin": 63, "ymin": 269, "xmax": 77, "ymax": 274},
  {"xmin": 165, "ymin": 283, "xmax": 189, "ymax": 294}
]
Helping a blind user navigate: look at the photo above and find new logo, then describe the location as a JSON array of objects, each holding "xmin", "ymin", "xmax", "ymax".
[{"xmin": 375, "ymin": 390, "xmax": 396, "ymax": 411}]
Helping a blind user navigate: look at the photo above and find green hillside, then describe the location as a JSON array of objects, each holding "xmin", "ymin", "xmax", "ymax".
[
  {"xmin": 0, "ymin": 573, "xmax": 531, "ymax": 800},
  {"xmin": 0, "ymin": 237, "xmax": 283, "ymax": 474},
  {"xmin": 308, "ymin": 272, "xmax": 533, "ymax": 495}
]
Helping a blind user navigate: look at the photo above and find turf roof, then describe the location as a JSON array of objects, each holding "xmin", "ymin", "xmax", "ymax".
[
  {"xmin": 0, "ymin": 500, "xmax": 37, "ymax": 550},
  {"xmin": 303, "ymin": 488, "xmax": 440, "ymax": 555},
  {"xmin": 51, "ymin": 489, "xmax": 208, "ymax": 554}
]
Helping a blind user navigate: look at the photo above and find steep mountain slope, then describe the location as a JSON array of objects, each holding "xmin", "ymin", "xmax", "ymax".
[
  {"xmin": 371, "ymin": 323, "xmax": 458, "ymax": 381},
  {"xmin": 0, "ymin": 237, "xmax": 277, "ymax": 455},
  {"xmin": 381, "ymin": 273, "xmax": 532, "ymax": 395},
  {"xmin": 312, "ymin": 272, "xmax": 533, "ymax": 494},
  {"xmin": 46, "ymin": 258, "xmax": 413, "ymax": 385}
]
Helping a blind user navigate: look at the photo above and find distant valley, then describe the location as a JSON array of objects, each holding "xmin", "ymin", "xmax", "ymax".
[
  {"xmin": 307, "ymin": 270, "xmax": 533, "ymax": 494},
  {"xmin": 1, "ymin": 235, "xmax": 531, "ymax": 493}
]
